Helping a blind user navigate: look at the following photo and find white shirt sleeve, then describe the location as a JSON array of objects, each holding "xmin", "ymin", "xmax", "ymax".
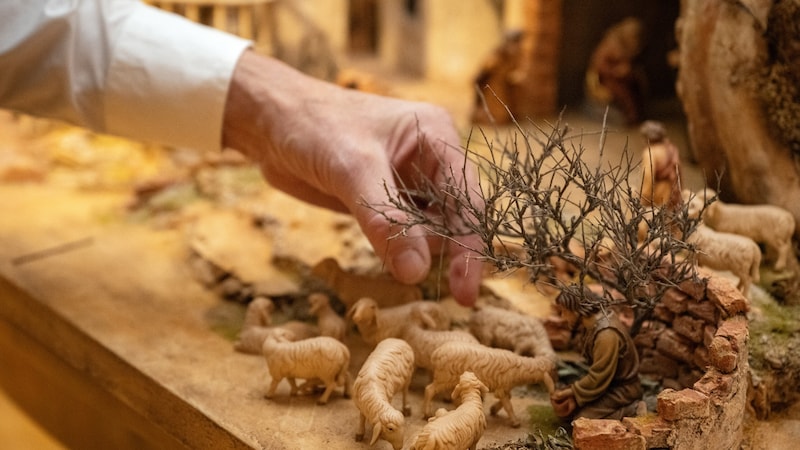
[{"xmin": 0, "ymin": 1, "xmax": 251, "ymax": 152}]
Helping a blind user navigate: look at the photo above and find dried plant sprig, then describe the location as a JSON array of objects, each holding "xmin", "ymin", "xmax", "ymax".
[{"xmin": 367, "ymin": 114, "xmax": 705, "ymax": 335}]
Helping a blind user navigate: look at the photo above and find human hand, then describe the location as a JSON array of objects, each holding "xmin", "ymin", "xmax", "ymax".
[
  {"xmin": 550, "ymin": 387, "xmax": 577, "ymax": 418},
  {"xmin": 223, "ymin": 51, "xmax": 482, "ymax": 306}
]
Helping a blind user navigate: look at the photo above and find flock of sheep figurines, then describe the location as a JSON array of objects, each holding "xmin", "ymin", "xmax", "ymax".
[{"xmin": 234, "ymin": 295, "xmax": 558, "ymax": 450}]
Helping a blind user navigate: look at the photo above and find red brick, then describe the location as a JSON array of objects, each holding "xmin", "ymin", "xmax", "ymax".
[
  {"xmin": 708, "ymin": 335, "xmax": 738, "ymax": 373},
  {"xmin": 657, "ymin": 388, "xmax": 710, "ymax": 421},
  {"xmin": 706, "ymin": 275, "xmax": 749, "ymax": 316},
  {"xmin": 573, "ymin": 418, "xmax": 646, "ymax": 450},
  {"xmin": 639, "ymin": 351, "xmax": 679, "ymax": 379},
  {"xmin": 673, "ymin": 315, "xmax": 705, "ymax": 343},
  {"xmin": 622, "ymin": 416, "xmax": 672, "ymax": 449},
  {"xmin": 687, "ymin": 298, "xmax": 719, "ymax": 324},
  {"xmin": 692, "ymin": 346, "xmax": 710, "ymax": 369},
  {"xmin": 656, "ymin": 329, "xmax": 695, "ymax": 365},
  {"xmin": 662, "ymin": 288, "xmax": 689, "ymax": 314},
  {"xmin": 716, "ymin": 315, "xmax": 749, "ymax": 349},
  {"xmin": 652, "ymin": 302, "xmax": 675, "ymax": 323},
  {"xmin": 693, "ymin": 371, "xmax": 734, "ymax": 399},
  {"xmin": 679, "ymin": 272, "xmax": 708, "ymax": 299},
  {"xmin": 633, "ymin": 321, "xmax": 664, "ymax": 349},
  {"xmin": 703, "ymin": 324, "xmax": 717, "ymax": 347}
]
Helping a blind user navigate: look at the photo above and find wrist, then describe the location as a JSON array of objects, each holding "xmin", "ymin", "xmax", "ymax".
[{"xmin": 221, "ymin": 51, "xmax": 320, "ymax": 160}]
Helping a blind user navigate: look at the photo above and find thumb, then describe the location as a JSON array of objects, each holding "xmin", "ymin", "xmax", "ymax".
[
  {"xmin": 346, "ymin": 171, "xmax": 432, "ymax": 285},
  {"xmin": 360, "ymin": 207, "xmax": 432, "ymax": 284}
]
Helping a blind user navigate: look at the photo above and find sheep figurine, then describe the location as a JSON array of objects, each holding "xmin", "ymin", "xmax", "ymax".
[
  {"xmin": 308, "ymin": 292, "xmax": 347, "ymax": 342},
  {"xmin": 261, "ymin": 329, "xmax": 351, "ymax": 404},
  {"xmin": 311, "ymin": 257, "xmax": 423, "ymax": 308},
  {"xmin": 242, "ymin": 296, "xmax": 275, "ymax": 328},
  {"xmin": 688, "ymin": 189, "xmax": 796, "ymax": 271},
  {"xmin": 400, "ymin": 324, "xmax": 480, "ymax": 373},
  {"xmin": 423, "ymin": 341, "xmax": 556, "ymax": 427},
  {"xmin": 468, "ymin": 305, "xmax": 556, "ymax": 361},
  {"xmin": 234, "ymin": 322, "xmax": 320, "ymax": 355},
  {"xmin": 688, "ymin": 223, "xmax": 761, "ymax": 297},
  {"xmin": 410, "ymin": 371, "xmax": 489, "ymax": 450},
  {"xmin": 352, "ymin": 338, "xmax": 416, "ymax": 450},
  {"xmin": 346, "ymin": 297, "xmax": 451, "ymax": 347}
]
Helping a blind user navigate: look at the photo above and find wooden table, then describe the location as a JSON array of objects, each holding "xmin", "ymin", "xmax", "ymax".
[{"xmin": 0, "ymin": 184, "xmax": 550, "ymax": 449}]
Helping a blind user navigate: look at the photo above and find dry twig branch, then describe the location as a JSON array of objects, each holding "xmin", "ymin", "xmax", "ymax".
[{"xmin": 368, "ymin": 115, "xmax": 707, "ymax": 335}]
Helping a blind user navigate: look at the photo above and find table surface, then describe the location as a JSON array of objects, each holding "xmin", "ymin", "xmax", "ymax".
[{"xmin": 0, "ymin": 184, "xmax": 553, "ymax": 449}]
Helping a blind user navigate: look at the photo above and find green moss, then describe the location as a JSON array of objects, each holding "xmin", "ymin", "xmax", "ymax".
[{"xmin": 526, "ymin": 403, "xmax": 565, "ymax": 438}]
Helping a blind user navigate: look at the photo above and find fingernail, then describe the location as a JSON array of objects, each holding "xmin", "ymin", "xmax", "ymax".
[{"xmin": 391, "ymin": 248, "xmax": 427, "ymax": 284}]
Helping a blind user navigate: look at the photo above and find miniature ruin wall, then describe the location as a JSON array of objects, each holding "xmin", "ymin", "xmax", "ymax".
[{"xmin": 572, "ymin": 268, "xmax": 750, "ymax": 450}]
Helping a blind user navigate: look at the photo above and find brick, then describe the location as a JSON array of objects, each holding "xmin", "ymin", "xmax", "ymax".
[
  {"xmin": 633, "ymin": 321, "xmax": 664, "ymax": 349},
  {"xmin": 693, "ymin": 371, "xmax": 734, "ymax": 399},
  {"xmin": 639, "ymin": 351, "xmax": 679, "ymax": 379},
  {"xmin": 673, "ymin": 315, "xmax": 705, "ymax": 343},
  {"xmin": 656, "ymin": 329, "xmax": 695, "ymax": 365},
  {"xmin": 703, "ymin": 324, "xmax": 717, "ymax": 347},
  {"xmin": 677, "ymin": 366, "xmax": 704, "ymax": 389},
  {"xmin": 706, "ymin": 275, "xmax": 749, "ymax": 316},
  {"xmin": 716, "ymin": 316, "xmax": 748, "ymax": 349},
  {"xmin": 657, "ymin": 388, "xmax": 710, "ymax": 421},
  {"xmin": 573, "ymin": 418, "xmax": 646, "ymax": 450},
  {"xmin": 661, "ymin": 288, "xmax": 689, "ymax": 314},
  {"xmin": 708, "ymin": 335, "xmax": 738, "ymax": 373},
  {"xmin": 622, "ymin": 416, "xmax": 672, "ymax": 449},
  {"xmin": 679, "ymin": 272, "xmax": 708, "ymax": 299},
  {"xmin": 692, "ymin": 346, "xmax": 710, "ymax": 369},
  {"xmin": 652, "ymin": 302, "xmax": 675, "ymax": 323},
  {"xmin": 687, "ymin": 298, "xmax": 719, "ymax": 324}
]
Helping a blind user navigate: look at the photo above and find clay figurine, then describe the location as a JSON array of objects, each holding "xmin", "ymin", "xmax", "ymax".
[
  {"xmin": 549, "ymin": 287, "xmax": 643, "ymax": 420},
  {"xmin": 353, "ymin": 338, "xmax": 415, "ymax": 450},
  {"xmin": 639, "ymin": 120, "xmax": 683, "ymax": 210},
  {"xmin": 585, "ymin": 17, "xmax": 646, "ymax": 124},
  {"xmin": 423, "ymin": 340, "xmax": 555, "ymax": 427},
  {"xmin": 410, "ymin": 371, "xmax": 488, "ymax": 450},
  {"xmin": 261, "ymin": 329, "xmax": 351, "ymax": 404}
]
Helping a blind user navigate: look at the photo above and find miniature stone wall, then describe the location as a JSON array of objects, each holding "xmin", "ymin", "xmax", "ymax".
[{"xmin": 573, "ymin": 268, "xmax": 751, "ymax": 449}]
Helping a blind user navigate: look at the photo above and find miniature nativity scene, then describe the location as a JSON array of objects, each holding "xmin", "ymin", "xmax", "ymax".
[{"xmin": 0, "ymin": 1, "xmax": 799, "ymax": 449}]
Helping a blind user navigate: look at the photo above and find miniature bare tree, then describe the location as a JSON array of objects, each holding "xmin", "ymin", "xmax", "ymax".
[{"xmin": 370, "ymin": 114, "xmax": 705, "ymax": 335}]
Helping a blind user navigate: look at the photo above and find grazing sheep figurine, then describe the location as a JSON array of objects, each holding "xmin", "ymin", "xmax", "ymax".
[
  {"xmin": 353, "ymin": 338, "xmax": 416, "ymax": 450},
  {"xmin": 688, "ymin": 223, "xmax": 761, "ymax": 297},
  {"xmin": 423, "ymin": 342, "xmax": 556, "ymax": 427},
  {"xmin": 308, "ymin": 292, "xmax": 347, "ymax": 342},
  {"xmin": 261, "ymin": 329, "xmax": 351, "ymax": 404},
  {"xmin": 468, "ymin": 305, "xmax": 556, "ymax": 361},
  {"xmin": 234, "ymin": 322, "xmax": 320, "ymax": 354},
  {"xmin": 347, "ymin": 297, "xmax": 451, "ymax": 347},
  {"xmin": 401, "ymin": 325, "xmax": 480, "ymax": 372},
  {"xmin": 688, "ymin": 189, "xmax": 795, "ymax": 271},
  {"xmin": 410, "ymin": 371, "xmax": 489, "ymax": 450},
  {"xmin": 243, "ymin": 296, "xmax": 275, "ymax": 328},
  {"xmin": 311, "ymin": 257, "xmax": 423, "ymax": 308}
]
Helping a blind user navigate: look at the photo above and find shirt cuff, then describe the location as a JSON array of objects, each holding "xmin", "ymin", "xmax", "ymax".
[{"xmin": 104, "ymin": 4, "xmax": 251, "ymax": 152}]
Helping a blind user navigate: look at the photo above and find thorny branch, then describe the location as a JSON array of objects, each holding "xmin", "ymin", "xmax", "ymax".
[{"xmin": 368, "ymin": 114, "xmax": 707, "ymax": 335}]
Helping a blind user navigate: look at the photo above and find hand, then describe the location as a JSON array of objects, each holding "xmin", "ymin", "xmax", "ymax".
[
  {"xmin": 550, "ymin": 387, "xmax": 577, "ymax": 418},
  {"xmin": 222, "ymin": 51, "xmax": 482, "ymax": 306}
]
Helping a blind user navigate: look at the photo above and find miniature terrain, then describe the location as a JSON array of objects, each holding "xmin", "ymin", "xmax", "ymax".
[{"xmin": 1, "ymin": 76, "xmax": 800, "ymax": 448}]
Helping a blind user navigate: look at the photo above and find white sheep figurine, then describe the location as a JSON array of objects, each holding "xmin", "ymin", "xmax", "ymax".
[
  {"xmin": 410, "ymin": 371, "xmax": 488, "ymax": 450},
  {"xmin": 688, "ymin": 223, "xmax": 761, "ymax": 297},
  {"xmin": 423, "ymin": 341, "xmax": 556, "ymax": 427},
  {"xmin": 468, "ymin": 305, "xmax": 556, "ymax": 361},
  {"xmin": 352, "ymin": 338, "xmax": 416, "ymax": 450},
  {"xmin": 346, "ymin": 297, "xmax": 451, "ymax": 347},
  {"xmin": 308, "ymin": 292, "xmax": 347, "ymax": 342},
  {"xmin": 261, "ymin": 329, "xmax": 351, "ymax": 404},
  {"xmin": 687, "ymin": 189, "xmax": 795, "ymax": 271},
  {"xmin": 234, "ymin": 322, "xmax": 320, "ymax": 355},
  {"xmin": 400, "ymin": 324, "xmax": 480, "ymax": 373}
]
